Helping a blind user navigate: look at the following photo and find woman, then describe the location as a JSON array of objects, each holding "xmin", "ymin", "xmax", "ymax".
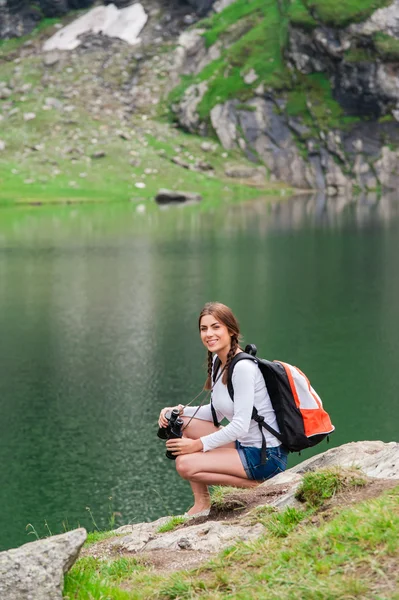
[{"xmin": 158, "ymin": 302, "xmax": 288, "ymax": 516}]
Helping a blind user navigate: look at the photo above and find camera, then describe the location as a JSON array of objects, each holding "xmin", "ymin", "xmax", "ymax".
[{"xmin": 157, "ymin": 408, "xmax": 184, "ymax": 460}]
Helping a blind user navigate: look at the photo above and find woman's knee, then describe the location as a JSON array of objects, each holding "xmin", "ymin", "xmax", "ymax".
[{"xmin": 175, "ymin": 455, "xmax": 195, "ymax": 479}]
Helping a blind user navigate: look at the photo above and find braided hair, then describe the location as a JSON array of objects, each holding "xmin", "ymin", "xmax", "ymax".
[{"xmin": 199, "ymin": 302, "xmax": 242, "ymax": 390}]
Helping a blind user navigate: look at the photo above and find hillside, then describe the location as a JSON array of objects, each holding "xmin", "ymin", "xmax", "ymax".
[
  {"xmin": 1, "ymin": 0, "xmax": 399, "ymax": 201},
  {"xmin": 170, "ymin": 0, "xmax": 399, "ymax": 194}
]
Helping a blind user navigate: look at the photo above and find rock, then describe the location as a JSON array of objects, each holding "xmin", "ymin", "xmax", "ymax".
[
  {"xmin": 225, "ymin": 165, "xmax": 261, "ymax": 178},
  {"xmin": 173, "ymin": 30, "xmax": 221, "ymax": 82},
  {"xmin": 44, "ymin": 97, "xmax": 63, "ymax": 110},
  {"xmin": 23, "ymin": 112, "xmax": 36, "ymax": 121},
  {"xmin": 0, "ymin": 528, "xmax": 86, "ymax": 600},
  {"xmin": 145, "ymin": 521, "xmax": 264, "ymax": 553},
  {"xmin": 91, "ymin": 150, "xmax": 106, "ymax": 159},
  {"xmin": 136, "ymin": 203, "xmax": 146, "ymax": 213},
  {"xmin": 291, "ymin": 441, "xmax": 399, "ymax": 480},
  {"xmin": 243, "ymin": 68, "xmax": 258, "ymax": 85},
  {"xmin": 175, "ymin": 81, "xmax": 208, "ymax": 132},
  {"xmin": 0, "ymin": 141, "xmax": 5, "ymax": 152},
  {"xmin": 200, "ymin": 141, "xmax": 216, "ymax": 152},
  {"xmin": 374, "ymin": 146, "xmax": 399, "ymax": 189},
  {"xmin": 43, "ymin": 4, "xmax": 148, "ymax": 51},
  {"xmin": 210, "ymin": 102, "xmax": 238, "ymax": 150},
  {"xmin": 194, "ymin": 160, "xmax": 214, "ymax": 172},
  {"xmin": 135, "ymin": 182, "xmax": 146, "ymax": 188},
  {"xmin": 172, "ymin": 155, "xmax": 191, "ymax": 169},
  {"xmin": 43, "ymin": 52, "xmax": 61, "ymax": 67},
  {"xmin": 155, "ymin": 189, "xmax": 202, "ymax": 204},
  {"xmin": 213, "ymin": 0, "xmax": 237, "ymax": 12},
  {"xmin": 0, "ymin": 87, "xmax": 12, "ymax": 100}
]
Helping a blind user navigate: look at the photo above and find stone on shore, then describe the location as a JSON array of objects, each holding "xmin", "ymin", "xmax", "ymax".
[
  {"xmin": 0, "ymin": 528, "xmax": 87, "ymax": 600},
  {"xmin": 155, "ymin": 189, "xmax": 202, "ymax": 204}
]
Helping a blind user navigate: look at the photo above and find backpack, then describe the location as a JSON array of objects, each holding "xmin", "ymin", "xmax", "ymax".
[{"xmin": 212, "ymin": 344, "xmax": 334, "ymax": 463}]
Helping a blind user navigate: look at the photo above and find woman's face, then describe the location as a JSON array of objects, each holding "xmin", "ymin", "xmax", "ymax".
[{"xmin": 199, "ymin": 314, "xmax": 232, "ymax": 355}]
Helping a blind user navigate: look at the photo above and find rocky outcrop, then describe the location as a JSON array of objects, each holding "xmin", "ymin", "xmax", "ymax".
[
  {"xmin": 171, "ymin": 1, "xmax": 399, "ymax": 191},
  {"xmin": 0, "ymin": 528, "xmax": 86, "ymax": 600},
  {"xmin": 86, "ymin": 441, "xmax": 399, "ymax": 566},
  {"xmin": 112, "ymin": 517, "xmax": 263, "ymax": 553}
]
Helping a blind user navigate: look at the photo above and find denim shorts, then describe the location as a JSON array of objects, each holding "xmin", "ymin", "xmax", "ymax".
[{"xmin": 236, "ymin": 441, "xmax": 288, "ymax": 481}]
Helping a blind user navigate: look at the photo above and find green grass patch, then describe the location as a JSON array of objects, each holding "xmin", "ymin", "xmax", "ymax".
[
  {"xmin": 373, "ymin": 31, "xmax": 399, "ymax": 60},
  {"xmin": 344, "ymin": 44, "xmax": 378, "ymax": 63},
  {"xmin": 302, "ymin": 0, "xmax": 393, "ymax": 27},
  {"xmin": 157, "ymin": 516, "xmax": 188, "ymax": 533},
  {"xmin": 84, "ymin": 530, "xmax": 122, "ymax": 546},
  {"xmin": 210, "ymin": 486, "xmax": 243, "ymax": 510},
  {"xmin": 64, "ymin": 556, "xmax": 144, "ymax": 599},
  {"xmin": 202, "ymin": 0, "xmax": 265, "ymax": 48},
  {"xmin": 296, "ymin": 467, "xmax": 367, "ymax": 508},
  {"xmin": 288, "ymin": 0, "xmax": 318, "ymax": 29}
]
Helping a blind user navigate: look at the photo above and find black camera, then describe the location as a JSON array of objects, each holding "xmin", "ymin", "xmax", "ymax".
[{"xmin": 157, "ymin": 408, "xmax": 184, "ymax": 460}]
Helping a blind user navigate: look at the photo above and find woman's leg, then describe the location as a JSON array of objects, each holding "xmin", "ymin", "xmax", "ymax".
[
  {"xmin": 179, "ymin": 418, "xmax": 238, "ymax": 514},
  {"xmin": 176, "ymin": 448, "xmax": 258, "ymax": 488}
]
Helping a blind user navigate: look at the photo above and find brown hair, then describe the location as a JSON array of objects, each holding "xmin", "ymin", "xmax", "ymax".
[{"xmin": 198, "ymin": 302, "xmax": 242, "ymax": 389}]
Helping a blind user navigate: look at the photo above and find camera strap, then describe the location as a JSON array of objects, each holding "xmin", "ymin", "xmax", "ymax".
[{"xmin": 182, "ymin": 365, "xmax": 226, "ymax": 432}]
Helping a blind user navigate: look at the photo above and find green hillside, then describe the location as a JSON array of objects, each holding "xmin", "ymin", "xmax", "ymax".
[{"xmin": 169, "ymin": 0, "xmax": 394, "ymax": 134}]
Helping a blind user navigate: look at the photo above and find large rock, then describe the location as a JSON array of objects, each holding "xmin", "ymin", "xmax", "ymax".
[
  {"xmin": 291, "ymin": 441, "xmax": 399, "ymax": 479},
  {"xmin": 174, "ymin": 81, "xmax": 208, "ymax": 132},
  {"xmin": 155, "ymin": 188, "xmax": 202, "ymax": 204},
  {"xmin": 112, "ymin": 517, "xmax": 263, "ymax": 553},
  {"xmin": 0, "ymin": 528, "xmax": 87, "ymax": 600}
]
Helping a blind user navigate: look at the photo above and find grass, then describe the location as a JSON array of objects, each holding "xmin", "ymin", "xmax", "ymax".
[
  {"xmin": 300, "ymin": 0, "xmax": 394, "ymax": 27},
  {"xmin": 61, "ymin": 476, "xmax": 399, "ymax": 598},
  {"xmin": 157, "ymin": 516, "xmax": 188, "ymax": 534},
  {"xmin": 63, "ymin": 556, "xmax": 145, "ymax": 599},
  {"xmin": 295, "ymin": 467, "xmax": 368, "ymax": 508},
  {"xmin": 169, "ymin": 0, "xmax": 291, "ymax": 125},
  {"xmin": 373, "ymin": 31, "xmax": 399, "ymax": 60},
  {"xmin": 83, "ymin": 484, "xmax": 398, "ymax": 599}
]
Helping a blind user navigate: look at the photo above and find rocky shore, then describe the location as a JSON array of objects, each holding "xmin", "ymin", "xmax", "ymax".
[{"xmin": 1, "ymin": 441, "xmax": 398, "ymax": 599}]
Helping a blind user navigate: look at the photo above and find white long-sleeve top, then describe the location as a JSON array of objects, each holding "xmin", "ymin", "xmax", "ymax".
[{"xmin": 183, "ymin": 358, "xmax": 281, "ymax": 452}]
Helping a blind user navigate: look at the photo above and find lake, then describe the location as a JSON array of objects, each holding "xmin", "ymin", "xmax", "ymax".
[{"xmin": 0, "ymin": 192, "xmax": 398, "ymax": 551}]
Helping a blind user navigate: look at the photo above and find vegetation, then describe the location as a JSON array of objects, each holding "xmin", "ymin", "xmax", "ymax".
[
  {"xmin": 373, "ymin": 31, "xmax": 399, "ymax": 60},
  {"xmin": 299, "ymin": 0, "xmax": 394, "ymax": 27},
  {"xmin": 64, "ymin": 484, "xmax": 399, "ymax": 599},
  {"xmin": 156, "ymin": 516, "xmax": 187, "ymax": 533},
  {"xmin": 295, "ymin": 467, "xmax": 367, "ymax": 508},
  {"xmin": 169, "ymin": 0, "xmax": 389, "ymax": 136}
]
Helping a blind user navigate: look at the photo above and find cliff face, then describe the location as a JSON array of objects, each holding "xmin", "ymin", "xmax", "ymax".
[{"xmin": 170, "ymin": 0, "xmax": 399, "ymax": 193}]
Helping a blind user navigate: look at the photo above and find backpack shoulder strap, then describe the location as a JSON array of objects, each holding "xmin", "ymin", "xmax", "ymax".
[
  {"xmin": 227, "ymin": 353, "xmax": 284, "ymax": 457},
  {"xmin": 226, "ymin": 352, "xmax": 258, "ymax": 400}
]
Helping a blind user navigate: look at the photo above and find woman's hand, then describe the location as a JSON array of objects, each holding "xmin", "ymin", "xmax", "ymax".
[
  {"xmin": 166, "ymin": 437, "xmax": 203, "ymax": 456},
  {"xmin": 158, "ymin": 405, "xmax": 184, "ymax": 428}
]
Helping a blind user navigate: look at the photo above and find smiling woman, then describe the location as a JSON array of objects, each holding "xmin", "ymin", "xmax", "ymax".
[{"xmin": 157, "ymin": 302, "xmax": 288, "ymax": 516}]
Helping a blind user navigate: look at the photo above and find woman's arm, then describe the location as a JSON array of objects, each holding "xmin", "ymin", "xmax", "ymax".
[
  {"xmin": 200, "ymin": 360, "xmax": 257, "ymax": 451},
  {"xmin": 182, "ymin": 404, "xmax": 221, "ymax": 422}
]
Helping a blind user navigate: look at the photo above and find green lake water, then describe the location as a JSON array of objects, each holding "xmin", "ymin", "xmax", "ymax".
[{"xmin": 0, "ymin": 193, "xmax": 398, "ymax": 551}]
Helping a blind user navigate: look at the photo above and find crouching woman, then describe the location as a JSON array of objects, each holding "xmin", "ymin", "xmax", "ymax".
[{"xmin": 158, "ymin": 302, "xmax": 288, "ymax": 516}]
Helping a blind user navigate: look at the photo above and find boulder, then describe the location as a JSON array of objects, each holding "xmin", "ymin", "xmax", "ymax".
[
  {"xmin": 0, "ymin": 528, "xmax": 86, "ymax": 600},
  {"xmin": 291, "ymin": 441, "xmax": 399, "ymax": 480},
  {"xmin": 155, "ymin": 189, "xmax": 202, "ymax": 204}
]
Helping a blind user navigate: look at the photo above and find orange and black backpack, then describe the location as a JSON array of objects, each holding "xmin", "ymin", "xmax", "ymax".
[{"xmin": 212, "ymin": 344, "xmax": 335, "ymax": 463}]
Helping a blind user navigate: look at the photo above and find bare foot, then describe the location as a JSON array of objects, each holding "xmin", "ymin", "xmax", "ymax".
[{"xmin": 186, "ymin": 504, "xmax": 211, "ymax": 516}]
